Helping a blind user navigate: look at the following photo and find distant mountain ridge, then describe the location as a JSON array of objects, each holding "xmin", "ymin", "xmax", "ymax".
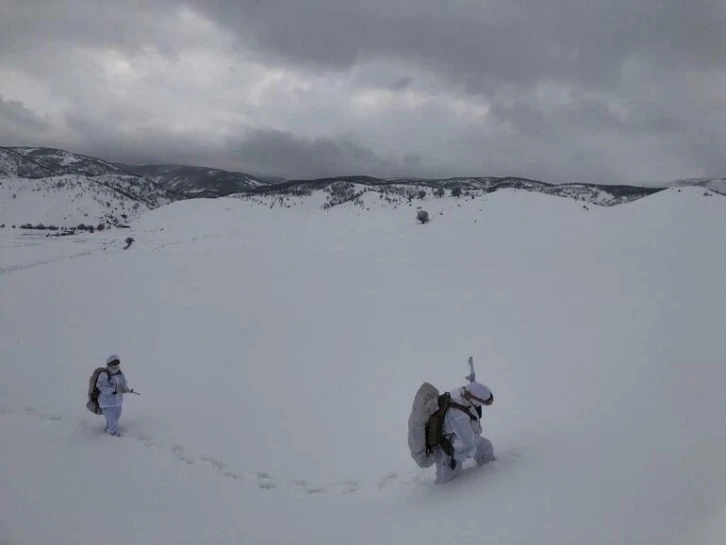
[
  {"xmin": 1, "ymin": 146, "xmax": 173, "ymax": 207},
  {"xmin": 3, "ymin": 146, "xmax": 133, "ymax": 178},
  {"xmin": 247, "ymin": 175, "xmax": 665, "ymax": 206},
  {"xmin": 2, "ymin": 145, "xmax": 724, "ymax": 230},
  {"xmin": 0, "ymin": 146, "xmax": 175, "ymax": 229},
  {"xmin": 118, "ymin": 163, "xmax": 267, "ymax": 198}
]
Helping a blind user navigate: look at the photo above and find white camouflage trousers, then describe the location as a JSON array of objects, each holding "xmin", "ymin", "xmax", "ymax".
[
  {"xmin": 101, "ymin": 406, "xmax": 122, "ymax": 436},
  {"xmin": 434, "ymin": 436, "xmax": 494, "ymax": 484}
]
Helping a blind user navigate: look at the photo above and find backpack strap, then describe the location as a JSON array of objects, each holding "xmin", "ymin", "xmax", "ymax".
[
  {"xmin": 447, "ymin": 401, "xmax": 478, "ymax": 422},
  {"xmin": 435, "ymin": 401, "xmax": 479, "ymax": 463},
  {"xmin": 94, "ymin": 370, "xmax": 113, "ymax": 395}
]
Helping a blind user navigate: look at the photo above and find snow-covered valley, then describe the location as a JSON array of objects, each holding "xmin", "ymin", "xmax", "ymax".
[{"xmin": 1, "ymin": 187, "xmax": 725, "ymax": 545}]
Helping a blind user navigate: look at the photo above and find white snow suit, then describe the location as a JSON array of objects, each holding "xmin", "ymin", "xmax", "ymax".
[
  {"xmin": 434, "ymin": 386, "xmax": 495, "ymax": 483},
  {"xmin": 96, "ymin": 368, "xmax": 129, "ymax": 436}
]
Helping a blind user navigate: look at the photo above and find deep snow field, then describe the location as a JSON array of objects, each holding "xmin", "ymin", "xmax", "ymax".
[{"xmin": 1, "ymin": 187, "xmax": 725, "ymax": 545}]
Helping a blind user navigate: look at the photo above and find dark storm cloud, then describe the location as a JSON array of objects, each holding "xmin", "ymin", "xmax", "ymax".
[
  {"xmin": 0, "ymin": 95, "xmax": 54, "ymax": 143},
  {"xmin": 0, "ymin": 0, "xmax": 725, "ymax": 183},
  {"xmin": 186, "ymin": 0, "xmax": 726, "ymax": 89},
  {"xmin": 64, "ymin": 112, "xmax": 418, "ymax": 179},
  {"xmin": 63, "ymin": 110, "xmax": 226, "ymax": 169},
  {"xmin": 225, "ymin": 128, "xmax": 420, "ymax": 179},
  {"xmin": 389, "ymin": 77, "xmax": 414, "ymax": 92},
  {"xmin": 0, "ymin": 0, "xmax": 180, "ymax": 61},
  {"xmin": 0, "ymin": 96, "xmax": 49, "ymax": 132}
]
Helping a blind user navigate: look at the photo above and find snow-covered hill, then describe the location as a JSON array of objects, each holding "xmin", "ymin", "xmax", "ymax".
[
  {"xmin": 1, "ymin": 186, "xmax": 725, "ymax": 545},
  {"xmin": 0, "ymin": 147, "xmax": 175, "ymax": 229},
  {"xmin": 0, "ymin": 146, "xmax": 63, "ymax": 178},
  {"xmin": 2, "ymin": 144, "xmax": 724, "ymax": 236},
  {"xmin": 667, "ymin": 176, "xmax": 726, "ymax": 196},
  {"xmin": 0, "ymin": 175, "xmax": 150, "ymax": 229}
]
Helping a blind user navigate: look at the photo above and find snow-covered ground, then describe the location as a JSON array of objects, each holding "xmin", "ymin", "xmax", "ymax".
[
  {"xmin": 1, "ymin": 188, "xmax": 725, "ymax": 545},
  {"xmin": 0, "ymin": 175, "xmax": 150, "ymax": 227},
  {"xmin": 667, "ymin": 177, "xmax": 726, "ymax": 196}
]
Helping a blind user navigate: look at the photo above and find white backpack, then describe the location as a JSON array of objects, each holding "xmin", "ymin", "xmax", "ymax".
[{"xmin": 407, "ymin": 382, "xmax": 442, "ymax": 468}]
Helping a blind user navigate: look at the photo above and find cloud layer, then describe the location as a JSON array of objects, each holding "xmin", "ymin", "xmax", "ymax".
[{"xmin": 1, "ymin": 0, "xmax": 725, "ymax": 183}]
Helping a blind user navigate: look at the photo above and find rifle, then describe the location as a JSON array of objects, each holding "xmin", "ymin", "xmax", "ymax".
[{"xmin": 465, "ymin": 356, "xmax": 476, "ymax": 383}]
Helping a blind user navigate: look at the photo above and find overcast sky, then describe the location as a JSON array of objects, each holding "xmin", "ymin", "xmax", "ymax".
[{"xmin": 1, "ymin": 0, "xmax": 725, "ymax": 183}]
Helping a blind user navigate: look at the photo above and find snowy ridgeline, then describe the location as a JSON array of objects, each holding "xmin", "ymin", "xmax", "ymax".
[
  {"xmin": 0, "ymin": 146, "xmax": 172, "ymax": 230},
  {"xmin": 2, "ymin": 171, "xmax": 700, "ymax": 234},
  {"xmin": 9, "ymin": 144, "xmax": 721, "ymax": 233},
  {"xmin": 1, "ymin": 186, "xmax": 726, "ymax": 545}
]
